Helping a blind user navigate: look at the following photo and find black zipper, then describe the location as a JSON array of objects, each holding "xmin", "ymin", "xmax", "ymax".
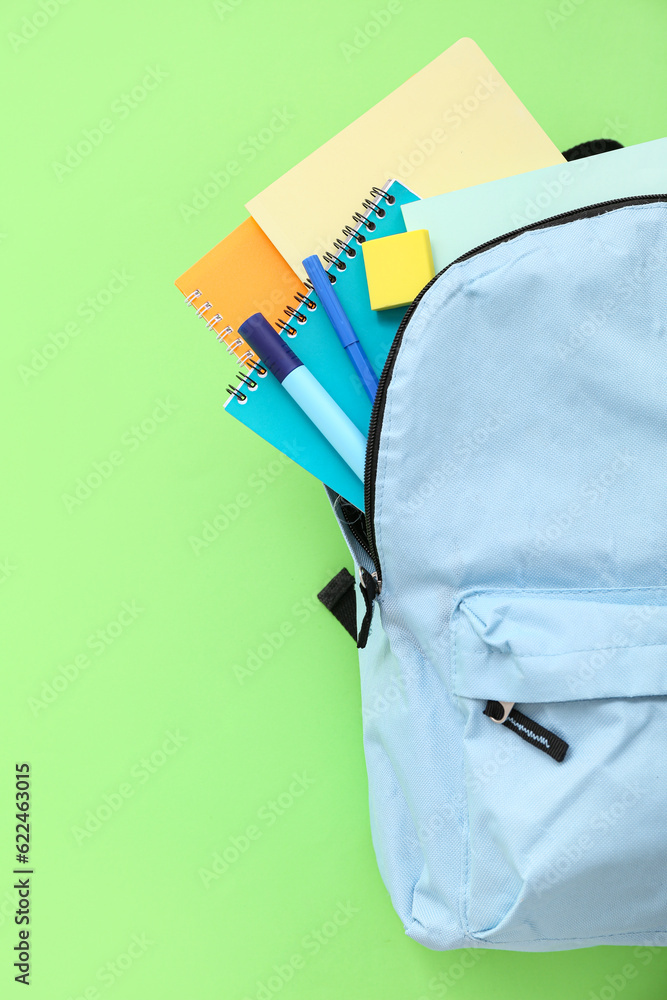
[
  {"xmin": 337, "ymin": 496, "xmax": 371, "ymax": 557},
  {"xmin": 361, "ymin": 192, "xmax": 667, "ymax": 591}
]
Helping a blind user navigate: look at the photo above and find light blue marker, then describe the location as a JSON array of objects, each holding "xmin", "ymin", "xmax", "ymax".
[
  {"xmin": 238, "ymin": 313, "xmax": 367, "ymax": 482},
  {"xmin": 303, "ymin": 254, "xmax": 379, "ymax": 401}
]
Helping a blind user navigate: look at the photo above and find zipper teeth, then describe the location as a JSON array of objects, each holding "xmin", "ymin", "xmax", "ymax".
[
  {"xmin": 348, "ymin": 520, "xmax": 370, "ymax": 555},
  {"xmin": 362, "ymin": 192, "xmax": 667, "ymax": 584},
  {"xmin": 340, "ymin": 499, "xmax": 371, "ymax": 557}
]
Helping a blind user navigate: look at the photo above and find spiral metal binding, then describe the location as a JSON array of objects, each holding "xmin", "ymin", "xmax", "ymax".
[
  {"xmin": 268, "ymin": 183, "xmax": 395, "ymax": 341},
  {"xmin": 234, "ymin": 349, "xmax": 263, "ymax": 371},
  {"xmin": 332, "ymin": 238, "xmax": 357, "ymax": 258},
  {"xmin": 276, "ymin": 317, "xmax": 297, "ymax": 337},
  {"xmin": 225, "ymin": 362, "xmax": 267, "ymax": 401},
  {"xmin": 340, "ymin": 225, "xmax": 366, "ymax": 244},
  {"xmin": 361, "ymin": 198, "xmax": 386, "ymax": 218},
  {"xmin": 294, "ymin": 290, "xmax": 316, "ymax": 309},
  {"xmin": 322, "ymin": 252, "xmax": 346, "ymax": 272},
  {"xmin": 351, "ymin": 212, "xmax": 376, "ymax": 232},
  {"xmin": 185, "ymin": 286, "xmax": 260, "ymax": 368},
  {"xmin": 226, "ymin": 384, "xmax": 247, "ymax": 403},
  {"xmin": 236, "ymin": 371, "xmax": 258, "ymax": 390},
  {"xmin": 205, "ymin": 312, "xmax": 224, "ymax": 330},
  {"xmin": 369, "ymin": 186, "xmax": 396, "ymax": 205},
  {"xmin": 226, "ymin": 184, "xmax": 395, "ymax": 402},
  {"xmin": 284, "ymin": 305, "xmax": 307, "ymax": 323}
]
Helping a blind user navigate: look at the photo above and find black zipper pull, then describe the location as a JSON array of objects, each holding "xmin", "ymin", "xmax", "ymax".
[
  {"xmin": 357, "ymin": 567, "xmax": 379, "ymax": 649},
  {"xmin": 484, "ymin": 701, "xmax": 569, "ymax": 763}
]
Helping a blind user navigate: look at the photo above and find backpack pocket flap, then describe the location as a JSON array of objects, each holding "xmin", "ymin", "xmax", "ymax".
[{"xmin": 451, "ymin": 587, "xmax": 667, "ymax": 702}]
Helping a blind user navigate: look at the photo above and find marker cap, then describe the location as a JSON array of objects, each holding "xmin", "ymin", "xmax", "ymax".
[{"xmin": 238, "ymin": 313, "xmax": 302, "ymax": 383}]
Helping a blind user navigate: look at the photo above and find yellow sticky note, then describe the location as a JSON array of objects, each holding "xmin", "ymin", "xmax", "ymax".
[{"xmin": 362, "ymin": 229, "xmax": 435, "ymax": 310}]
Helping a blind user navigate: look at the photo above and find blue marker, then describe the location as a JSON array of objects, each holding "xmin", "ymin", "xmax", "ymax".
[
  {"xmin": 238, "ymin": 313, "xmax": 367, "ymax": 482},
  {"xmin": 302, "ymin": 254, "xmax": 379, "ymax": 401}
]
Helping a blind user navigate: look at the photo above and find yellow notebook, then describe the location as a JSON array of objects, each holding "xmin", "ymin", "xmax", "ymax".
[{"xmin": 247, "ymin": 37, "xmax": 565, "ymax": 279}]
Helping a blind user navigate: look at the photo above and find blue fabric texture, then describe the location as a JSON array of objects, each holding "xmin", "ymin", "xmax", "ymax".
[{"xmin": 332, "ymin": 202, "xmax": 667, "ymax": 951}]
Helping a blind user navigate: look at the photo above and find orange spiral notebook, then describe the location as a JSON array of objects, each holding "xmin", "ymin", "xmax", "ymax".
[{"xmin": 174, "ymin": 217, "xmax": 305, "ymax": 366}]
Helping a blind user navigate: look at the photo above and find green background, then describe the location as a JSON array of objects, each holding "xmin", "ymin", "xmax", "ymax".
[{"xmin": 3, "ymin": 0, "xmax": 667, "ymax": 996}]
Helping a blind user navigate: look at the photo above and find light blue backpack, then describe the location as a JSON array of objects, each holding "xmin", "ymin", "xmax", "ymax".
[{"xmin": 324, "ymin": 191, "xmax": 667, "ymax": 951}]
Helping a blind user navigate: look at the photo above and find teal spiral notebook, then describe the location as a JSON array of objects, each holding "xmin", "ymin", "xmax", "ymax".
[{"xmin": 224, "ymin": 180, "xmax": 419, "ymax": 510}]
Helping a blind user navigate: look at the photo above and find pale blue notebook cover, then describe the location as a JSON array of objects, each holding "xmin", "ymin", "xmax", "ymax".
[
  {"xmin": 402, "ymin": 137, "xmax": 667, "ymax": 272},
  {"xmin": 225, "ymin": 180, "xmax": 419, "ymax": 510}
]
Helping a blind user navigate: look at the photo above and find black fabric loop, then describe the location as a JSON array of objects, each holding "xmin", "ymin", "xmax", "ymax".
[
  {"xmin": 562, "ymin": 138, "xmax": 623, "ymax": 161},
  {"xmin": 317, "ymin": 568, "xmax": 357, "ymax": 641}
]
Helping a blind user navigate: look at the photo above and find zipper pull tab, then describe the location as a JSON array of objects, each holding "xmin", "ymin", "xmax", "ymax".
[
  {"xmin": 484, "ymin": 701, "xmax": 569, "ymax": 763},
  {"xmin": 357, "ymin": 567, "xmax": 379, "ymax": 649}
]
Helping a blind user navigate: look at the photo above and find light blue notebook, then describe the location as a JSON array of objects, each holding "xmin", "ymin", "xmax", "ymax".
[
  {"xmin": 403, "ymin": 137, "xmax": 667, "ymax": 271},
  {"xmin": 225, "ymin": 180, "xmax": 419, "ymax": 510}
]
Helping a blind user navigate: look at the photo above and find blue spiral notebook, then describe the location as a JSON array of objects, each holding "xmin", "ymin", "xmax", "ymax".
[{"xmin": 224, "ymin": 180, "xmax": 419, "ymax": 510}]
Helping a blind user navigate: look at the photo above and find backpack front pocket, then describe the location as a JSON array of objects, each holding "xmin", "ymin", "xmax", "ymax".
[{"xmin": 450, "ymin": 586, "xmax": 667, "ymax": 946}]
